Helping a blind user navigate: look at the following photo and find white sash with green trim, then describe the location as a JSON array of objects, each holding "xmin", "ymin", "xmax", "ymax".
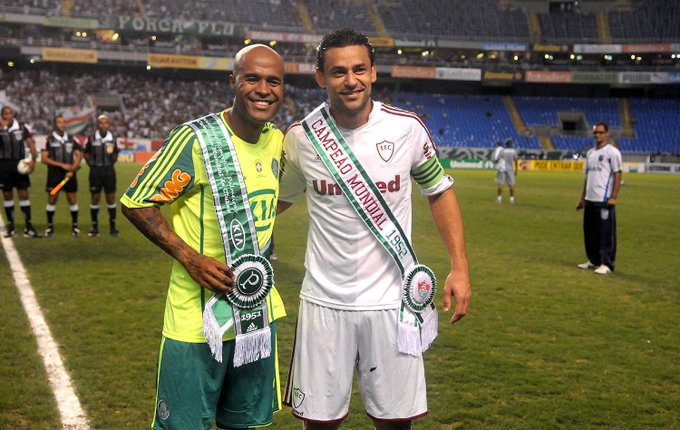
[
  {"xmin": 189, "ymin": 113, "xmax": 273, "ymax": 365},
  {"xmin": 301, "ymin": 104, "xmax": 438, "ymax": 357}
]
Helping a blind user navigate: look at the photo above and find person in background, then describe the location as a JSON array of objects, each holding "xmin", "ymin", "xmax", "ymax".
[
  {"xmin": 0, "ymin": 106, "xmax": 40, "ymax": 238},
  {"xmin": 84, "ymin": 114, "xmax": 120, "ymax": 237},
  {"xmin": 576, "ymin": 122, "xmax": 622, "ymax": 275},
  {"xmin": 41, "ymin": 115, "xmax": 83, "ymax": 237},
  {"xmin": 495, "ymin": 138, "xmax": 518, "ymax": 204}
]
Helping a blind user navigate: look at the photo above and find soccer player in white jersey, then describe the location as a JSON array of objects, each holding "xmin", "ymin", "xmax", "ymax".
[
  {"xmin": 576, "ymin": 122, "xmax": 622, "ymax": 275},
  {"xmin": 495, "ymin": 138, "xmax": 518, "ymax": 204},
  {"xmin": 278, "ymin": 28, "xmax": 471, "ymax": 429}
]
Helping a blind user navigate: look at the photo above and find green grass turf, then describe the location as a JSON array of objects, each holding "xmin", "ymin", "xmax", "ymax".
[{"xmin": 1, "ymin": 163, "xmax": 679, "ymax": 429}]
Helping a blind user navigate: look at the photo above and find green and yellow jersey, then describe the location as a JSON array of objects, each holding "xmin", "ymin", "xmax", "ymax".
[{"xmin": 121, "ymin": 111, "xmax": 285, "ymax": 343}]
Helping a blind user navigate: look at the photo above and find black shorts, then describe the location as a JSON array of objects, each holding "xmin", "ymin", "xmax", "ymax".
[
  {"xmin": 46, "ymin": 170, "xmax": 78, "ymax": 194},
  {"xmin": 0, "ymin": 159, "xmax": 31, "ymax": 191},
  {"xmin": 89, "ymin": 166, "xmax": 116, "ymax": 193}
]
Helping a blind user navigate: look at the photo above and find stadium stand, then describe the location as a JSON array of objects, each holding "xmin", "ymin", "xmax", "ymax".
[
  {"xmin": 516, "ymin": 96, "xmax": 621, "ymax": 129},
  {"xmin": 538, "ymin": 10, "xmax": 599, "ymax": 43},
  {"xmin": 609, "ymin": 0, "xmax": 680, "ymax": 42},
  {"xmin": 2, "ymin": 69, "xmax": 230, "ymax": 139},
  {"xmin": 4, "ymin": 66, "xmax": 679, "ymax": 154},
  {"xmin": 1, "ymin": 1, "xmax": 679, "ymax": 154},
  {"xmin": 550, "ymin": 135, "xmax": 595, "ymax": 152},
  {"xmin": 618, "ymin": 98, "xmax": 680, "ymax": 153},
  {"xmin": 391, "ymin": 93, "xmax": 539, "ymax": 149},
  {"xmin": 377, "ymin": 0, "xmax": 529, "ymax": 40},
  {"xmin": 144, "ymin": 0, "xmax": 303, "ymax": 31},
  {"xmin": 305, "ymin": 0, "xmax": 376, "ymax": 35}
]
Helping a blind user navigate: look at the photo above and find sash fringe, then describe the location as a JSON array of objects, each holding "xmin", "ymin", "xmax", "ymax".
[
  {"xmin": 420, "ymin": 305, "xmax": 439, "ymax": 353},
  {"xmin": 233, "ymin": 327, "xmax": 272, "ymax": 367},
  {"xmin": 397, "ymin": 321, "xmax": 422, "ymax": 357},
  {"xmin": 202, "ymin": 293, "xmax": 234, "ymax": 363}
]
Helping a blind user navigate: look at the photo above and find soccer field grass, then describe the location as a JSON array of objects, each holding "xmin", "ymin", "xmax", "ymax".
[{"xmin": 1, "ymin": 164, "xmax": 679, "ymax": 429}]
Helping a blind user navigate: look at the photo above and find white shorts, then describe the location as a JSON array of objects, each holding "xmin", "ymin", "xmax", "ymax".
[
  {"xmin": 284, "ymin": 300, "xmax": 427, "ymax": 423},
  {"xmin": 496, "ymin": 170, "xmax": 516, "ymax": 186}
]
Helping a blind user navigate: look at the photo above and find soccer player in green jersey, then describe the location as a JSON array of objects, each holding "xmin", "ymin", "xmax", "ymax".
[{"xmin": 121, "ymin": 44, "xmax": 285, "ymax": 430}]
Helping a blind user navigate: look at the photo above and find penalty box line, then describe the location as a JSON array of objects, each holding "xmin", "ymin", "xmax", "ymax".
[{"xmin": 0, "ymin": 217, "xmax": 90, "ymax": 430}]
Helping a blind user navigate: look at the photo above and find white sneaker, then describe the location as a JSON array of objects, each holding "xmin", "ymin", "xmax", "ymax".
[
  {"xmin": 594, "ymin": 265, "xmax": 612, "ymax": 274},
  {"xmin": 510, "ymin": 197, "xmax": 515, "ymax": 204},
  {"xmin": 496, "ymin": 196, "xmax": 502, "ymax": 204},
  {"xmin": 577, "ymin": 261, "xmax": 596, "ymax": 270}
]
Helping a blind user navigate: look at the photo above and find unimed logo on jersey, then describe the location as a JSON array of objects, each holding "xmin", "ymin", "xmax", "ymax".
[
  {"xmin": 423, "ymin": 141, "xmax": 434, "ymax": 160},
  {"xmin": 313, "ymin": 175, "xmax": 402, "ymax": 196}
]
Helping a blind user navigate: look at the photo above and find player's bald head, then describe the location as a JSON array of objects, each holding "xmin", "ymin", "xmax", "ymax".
[
  {"xmin": 233, "ymin": 44, "xmax": 282, "ymax": 75},
  {"xmin": 1, "ymin": 106, "xmax": 14, "ymax": 120}
]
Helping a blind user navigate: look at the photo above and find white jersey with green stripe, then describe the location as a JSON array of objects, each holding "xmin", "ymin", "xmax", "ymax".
[
  {"xmin": 280, "ymin": 101, "xmax": 453, "ymax": 310},
  {"xmin": 121, "ymin": 111, "xmax": 286, "ymax": 342}
]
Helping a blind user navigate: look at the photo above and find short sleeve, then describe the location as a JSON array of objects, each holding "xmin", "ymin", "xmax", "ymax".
[
  {"xmin": 611, "ymin": 148, "xmax": 622, "ymax": 173},
  {"xmin": 278, "ymin": 124, "xmax": 307, "ymax": 203},
  {"xmin": 121, "ymin": 125, "xmax": 197, "ymax": 208},
  {"xmin": 409, "ymin": 121, "xmax": 453, "ymax": 196}
]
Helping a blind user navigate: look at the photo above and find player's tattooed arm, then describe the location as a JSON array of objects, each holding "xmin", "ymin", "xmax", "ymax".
[{"xmin": 122, "ymin": 205, "xmax": 234, "ymax": 292}]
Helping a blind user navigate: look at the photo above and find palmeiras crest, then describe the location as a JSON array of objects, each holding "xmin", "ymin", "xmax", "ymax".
[{"xmin": 376, "ymin": 140, "xmax": 395, "ymax": 162}]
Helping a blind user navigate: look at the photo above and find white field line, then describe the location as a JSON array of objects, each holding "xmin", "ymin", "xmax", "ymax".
[{"xmin": 0, "ymin": 218, "xmax": 90, "ymax": 430}]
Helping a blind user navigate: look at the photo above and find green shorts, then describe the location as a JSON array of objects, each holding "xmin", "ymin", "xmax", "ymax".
[{"xmin": 151, "ymin": 322, "xmax": 280, "ymax": 430}]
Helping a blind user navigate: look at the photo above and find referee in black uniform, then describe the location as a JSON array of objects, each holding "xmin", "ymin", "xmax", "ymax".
[
  {"xmin": 0, "ymin": 106, "xmax": 40, "ymax": 238},
  {"xmin": 84, "ymin": 114, "xmax": 120, "ymax": 237},
  {"xmin": 41, "ymin": 115, "xmax": 83, "ymax": 237}
]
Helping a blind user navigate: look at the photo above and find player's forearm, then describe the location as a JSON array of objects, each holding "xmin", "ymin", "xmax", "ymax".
[
  {"xmin": 580, "ymin": 178, "xmax": 587, "ymax": 199},
  {"xmin": 121, "ymin": 205, "xmax": 198, "ymax": 267},
  {"xmin": 428, "ymin": 188, "xmax": 469, "ymax": 273},
  {"xmin": 611, "ymin": 172, "xmax": 622, "ymax": 199},
  {"xmin": 72, "ymin": 152, "xmax": 83, "ymax": 170},
  {"xmin": 27, "ymin": 138, "xmax": 37, "ymax": 159},
  {"xmin": 40, "ymin": 152, "xmax": 63, "ymax": 168}
]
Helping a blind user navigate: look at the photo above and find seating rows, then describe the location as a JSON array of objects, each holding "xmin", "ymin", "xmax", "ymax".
[
  {"xmin": 618, "ymin": 98, "xmax": 680, "ymax": 153},
  {"xmin": 2, "ymin": 69, "xmax": 678, "ymax": 153},
  {"xmin": 2, "ymin": 0, "xmax": 678, "ymax": 42},
  {"xmin": 391, "ymin": 93, "xmax": 539, "ymax": 149},
  {"xmin": 377, "ymin": 0, "xmax": 529, "ymax": 40},
  {"xmin": 609, "ymin": 0, "xmax": 680, "ymax": 42},
  {"xmin": 516, "ymin": 96, "xmax": 620, "ymax": 129}
]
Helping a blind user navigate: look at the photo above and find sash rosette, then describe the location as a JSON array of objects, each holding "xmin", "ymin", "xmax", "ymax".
[
  {"xmin": 189, "ymin": 113, "xmax": 273, "ymax": 365},
  {"xmin": 301, "ymin": 105, "xmax": 438, "ymax": 357}
]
